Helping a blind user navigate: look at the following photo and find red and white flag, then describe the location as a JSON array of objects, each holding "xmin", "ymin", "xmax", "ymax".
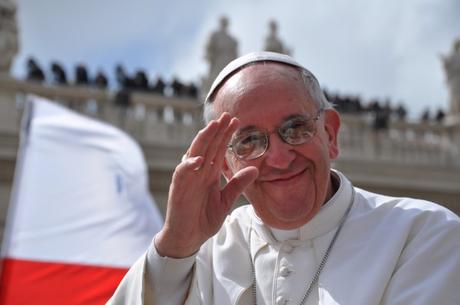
[{"xmin": 0, "ymin": 96, "xmax": 163, "ymax": 305}]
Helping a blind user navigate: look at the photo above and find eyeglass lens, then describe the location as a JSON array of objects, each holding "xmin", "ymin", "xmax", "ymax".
[{"xmin": 229, "ymin": 113, "xmax": 320, "ymax": 160}]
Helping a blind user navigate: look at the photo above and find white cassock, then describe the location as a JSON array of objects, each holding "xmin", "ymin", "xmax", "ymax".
[{"xmin": 107, "ymin": 170, "xmax": 460, "ymax": 305}]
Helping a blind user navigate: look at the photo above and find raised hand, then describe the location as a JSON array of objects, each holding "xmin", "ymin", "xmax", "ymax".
[{"xmin": 154, "ymin": 113, "xmax": 259, "ymax": 258}]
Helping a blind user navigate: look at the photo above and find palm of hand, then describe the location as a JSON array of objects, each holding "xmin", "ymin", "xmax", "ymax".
[{"xmin": 155, "ymin": 113, "xmax": 258, "ymax": 258}]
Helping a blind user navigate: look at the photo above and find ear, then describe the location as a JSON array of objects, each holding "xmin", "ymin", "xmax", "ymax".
[{"xmin": 323, "ymin": 109, "xmax": 341, "ymax": 160}]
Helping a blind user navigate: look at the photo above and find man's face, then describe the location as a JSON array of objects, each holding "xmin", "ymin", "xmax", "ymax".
[{"xmin": 214, "ymin": 63, "xmax": 340, "ymax": 229}]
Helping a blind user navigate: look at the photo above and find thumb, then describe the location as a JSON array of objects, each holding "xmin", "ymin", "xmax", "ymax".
[{"xmin": 221, "ymin": 166, "xmax": 258, "ymax": 210}]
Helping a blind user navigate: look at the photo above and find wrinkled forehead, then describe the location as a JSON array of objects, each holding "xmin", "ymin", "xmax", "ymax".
[
  {"xmin": 202, "ymin": 52, "xmax": 326, "ymax": 125},
  {"xmin": 213, "ymin": 63, "xmax": 317, "ymax": 122}
]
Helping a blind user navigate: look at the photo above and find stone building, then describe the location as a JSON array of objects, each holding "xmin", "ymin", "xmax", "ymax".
[{"xmin": 1, "ymin": 14, "xmax": 460, "ymax": 243}]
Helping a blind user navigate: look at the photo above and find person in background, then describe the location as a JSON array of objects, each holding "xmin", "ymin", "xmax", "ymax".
[
  {"xmin": 50, "ymin": 62, "xmax": 67, "ymax": 85},
  {"xmin": 25, "ymin": 57, "xmax": 45, "ymax": 82}
]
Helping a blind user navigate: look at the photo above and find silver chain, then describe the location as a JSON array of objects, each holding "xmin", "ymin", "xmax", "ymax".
[{"xmin": 250, "ymin": 188, "xmax": 355, "ymax": 305}]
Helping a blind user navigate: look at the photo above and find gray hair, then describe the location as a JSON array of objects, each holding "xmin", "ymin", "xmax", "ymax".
[{"xmin": 203, "ymin": 61, "xmax": 333, "ymax": 123}]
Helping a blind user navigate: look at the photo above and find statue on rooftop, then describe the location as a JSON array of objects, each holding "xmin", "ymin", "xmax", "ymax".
[
  {"xmin": 441, "ymin": 39, "xmax": 460, "ymax": 115},
  {"xmin": 205, "ymin": 16, "xmax": 238, "ymax": 83},
  {"xmin": 0, "ymin": 0, "xmax": 19, "ymax": 74},
  {"xmin": 264, "ymin": 20, "xmax": 291, "ymax": 55}
]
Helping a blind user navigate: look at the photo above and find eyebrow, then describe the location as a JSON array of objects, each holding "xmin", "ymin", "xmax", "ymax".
[
  {"xmin": 235, "ymin": 125, "xmax": 259, "ymax": 135},
  {"xmin": 282, "ymin": 113, "xmax": 309, "ymax": 121},
  {"xmin": 235, "ymin": 113, "xmax": 309, "ymax": 134}
]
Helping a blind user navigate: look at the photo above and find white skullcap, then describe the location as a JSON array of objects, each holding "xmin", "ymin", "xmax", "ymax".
[{"xmin": 205, "ymin": 51, "xmax": 305, "ymax": 102}]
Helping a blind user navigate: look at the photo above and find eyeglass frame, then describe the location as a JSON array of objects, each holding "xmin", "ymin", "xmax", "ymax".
[{"xmin": 227, "ymin": 108, "xmax": 325, "ymax": 161}]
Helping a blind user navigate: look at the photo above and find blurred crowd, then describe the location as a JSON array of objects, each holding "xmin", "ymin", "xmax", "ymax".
[
  {"xmin": 324, "ymin": 90, "xmax": 446, "ymax": 127},
  {"xmin": 24, "ymin": 57, "xmax": 199, "ymax": 99},
  {"xmin": 24, "ymin": 57, "xmax": 446, "ymax": 125}
]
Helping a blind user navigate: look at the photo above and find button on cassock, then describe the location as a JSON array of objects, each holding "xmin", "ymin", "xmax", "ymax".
[
  {"xmin": 279, "ymin": 266, "xmax": 291, "ymax": 277},
  {"xmin": 276, "ymin": 296, "xmax": 288, "ymax": 305}
]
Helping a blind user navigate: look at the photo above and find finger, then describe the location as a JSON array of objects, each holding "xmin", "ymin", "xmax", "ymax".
[
  {"xmin": 189, "ymin": 113, "xmax": 230, "ymax": 161},
  {"xmin": 171, "ymin": 156, "xmax": 204, "ymax": 191},
  {"xmin": 175, "ymin": 156, "xmax": 204, "ymax": 177},
  {"xmin": 199, "ymin": 113, "xmax": 233, "ymax": 164},
  {"xmin": 188, "ymin": 122, "xmax": 218, "ymax": 157},
  {"xmin": 221, "ymin": 166, "xmax": 259, "ymax": 212},
  {"xmin": 212, "ymin": 117, "xmax": 240, "ymax": 170}
]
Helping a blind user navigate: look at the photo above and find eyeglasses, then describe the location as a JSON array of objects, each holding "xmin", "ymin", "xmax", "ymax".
[{"xmin": 228, "ymin": 108, "xmax": 324, "ymax": 161}]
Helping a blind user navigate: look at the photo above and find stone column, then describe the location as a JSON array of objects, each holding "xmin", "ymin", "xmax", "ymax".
[
  {"xmin": 441, "ymin": 39, "xmax": 460, "ymax": 120},
  {"xmin": 0, "ymin": 0, "xmax": 20, "ymax": 242},
  {"xmin": 0, "ymin": 0, "xmax": 20, "ymax": 134},
  {"xmin": 0, "ymin": 0, "xmax": 19, "ymax": 74}
]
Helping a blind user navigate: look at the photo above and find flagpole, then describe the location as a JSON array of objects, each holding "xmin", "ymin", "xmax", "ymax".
[{"xmin": 0, "ymin": 95, "xmax": 35, "ymax": 283}]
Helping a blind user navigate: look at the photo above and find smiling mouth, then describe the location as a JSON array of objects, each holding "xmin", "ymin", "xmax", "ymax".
[{"xmin": 263, "ymin": 168, "xmax": 307, "ymax": 184}]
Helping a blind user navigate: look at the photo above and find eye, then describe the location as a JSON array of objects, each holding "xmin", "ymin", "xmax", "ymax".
[
  {"xmin": 232, "ymin": 131, "xmax": 266, "ymax": 158},
  {"xmin": 280, "ymin": 118, "xmax": 315, "ymax": 144}
]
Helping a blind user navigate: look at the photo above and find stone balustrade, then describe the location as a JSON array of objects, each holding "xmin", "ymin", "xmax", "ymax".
[
  {"xmin": 0, "ymin": 75, "xmax": 203, "ymax": 147},
  {"xmin": 339, "ymin": 114, "xmax": 460, "ymax": 168},
  {"xmin": 1, "ymin": 75, "xmax": 459, "ymax": 219},
  {"xmin": 1, "ymin": 75, "xmax": 459, "ymax": 169}
]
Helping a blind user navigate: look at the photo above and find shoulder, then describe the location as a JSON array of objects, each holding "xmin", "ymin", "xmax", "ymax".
[
  {"xmin": 352, "ymin": 187, "xmax": 459, "ymax": 239},
  {"xmin": 354, "ymin": 187, "xmax": 457, "ymax": 218},
  {"xmin": 342, "ymin": 188, "xmax": 460, "ymax": 272}
]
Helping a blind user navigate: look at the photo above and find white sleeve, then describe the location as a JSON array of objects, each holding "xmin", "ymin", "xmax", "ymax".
[
  {"xmin": 145, "ymin": 242, "xmax": 197, "ymax": 305},
  {"xmin": 106, "ymin": 240, "xmax": 197, "ymax": 305}
]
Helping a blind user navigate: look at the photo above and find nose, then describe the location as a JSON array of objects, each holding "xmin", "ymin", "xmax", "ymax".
[{"xmin": 263, "ymin": 133, "xmax": 296, "ymax": 169}]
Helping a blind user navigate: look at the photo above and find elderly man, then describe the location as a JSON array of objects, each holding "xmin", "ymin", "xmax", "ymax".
[{"xmin": 108, "ymin": 52, "xmax": 460, "ymax": 305}]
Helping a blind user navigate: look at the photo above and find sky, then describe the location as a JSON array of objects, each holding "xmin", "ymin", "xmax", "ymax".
[{"xmin": 10, "ymin": 0, "xmax": 460, "ymax": 119}]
